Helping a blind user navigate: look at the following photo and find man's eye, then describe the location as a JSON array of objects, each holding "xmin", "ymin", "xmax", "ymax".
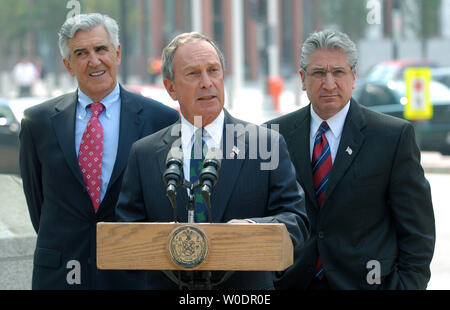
[
  {"xmin": 332, "ymin": 69, "xmax": 347, "ymax": 78},
  {"xmin": 312, "ymin": 71, "xmax": 326, "ymax": 78}
]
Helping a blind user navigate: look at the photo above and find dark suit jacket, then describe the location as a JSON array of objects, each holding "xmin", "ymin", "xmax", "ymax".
[
  {"xmin": 115, "ymin": 110, "xmax": 310, "ymax": 290},
  {"xmin": 19, "ymin": 85, "xmax": 179, "ymax": 289},
  {"xmin": 266, "ymin": 99, "xmax": 435, "ymax": 289}
]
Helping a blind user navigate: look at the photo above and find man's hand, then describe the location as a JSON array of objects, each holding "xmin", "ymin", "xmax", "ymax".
[{"xmin": 227, "ymin": 219, "xmax": 255, "ymax": 224}]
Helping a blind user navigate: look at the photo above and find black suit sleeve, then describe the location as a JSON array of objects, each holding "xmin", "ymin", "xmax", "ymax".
[
  {"xmin": 248, "ymin": 132, "xmax": 310, "ymax": 248},
  {"xmin": 386, "ymin": 123, "xmax": 435, "ymax": 289},
  {"xmin": 115, "ymin": 144, "xmax": 147, "ymax": 222},
  {"xmin": 19, "ymin": 114, "xmax": 43, "ymax": 233}
]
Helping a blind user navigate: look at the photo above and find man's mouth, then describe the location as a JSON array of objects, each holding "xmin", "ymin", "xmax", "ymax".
[
  {"xmin": 89, "ymin": 71, "xmax": 106, "ymax": 77},
  {"xmin": 198, "ymin": 95, "xmax": 216, "ymax": 101},
  {"xmin": 321, "ymin": 94, "xmax": 339, "ymax": 99}
]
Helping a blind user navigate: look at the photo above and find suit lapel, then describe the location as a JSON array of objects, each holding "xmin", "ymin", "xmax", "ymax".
[
  {"xmin": 155, "ymin": 112, "xmax": 246, "ymax": 223},
  {"xmin": 210, "ymin": 111, "xmax": 245, "ymax": 222},
  {"xmin": 106, "ymin": 86, "xmax": 144, "ymax": 192},
  {"xmin": 50, "ymin": 92, "xmax": 86, "ymax": 188},
  {"xmin": 284, "ymin": 106, "xmax": 318, "ymax": 209},
  {"xmin": 322, "ymin": 100, "xmax": 366, "ymax": 207},
  {"xmin": 156, "ymin": 122, "xmax": 189, "ymax": 222}
]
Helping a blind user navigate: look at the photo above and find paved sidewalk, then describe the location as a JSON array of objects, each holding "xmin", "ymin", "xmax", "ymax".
[{"xmin": 421, "ymin": 151, "xmax": 450, "ymax": 174}]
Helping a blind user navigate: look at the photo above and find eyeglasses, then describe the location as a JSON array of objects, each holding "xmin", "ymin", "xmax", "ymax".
[{"xmin": 305, "ymin": 67, "xmax": 354, "ymax": 81}]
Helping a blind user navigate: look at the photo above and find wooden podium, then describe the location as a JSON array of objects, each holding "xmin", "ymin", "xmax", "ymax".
[{"xmin": 97, "ymin": 222, "xmax": 293, "ymax": 272}]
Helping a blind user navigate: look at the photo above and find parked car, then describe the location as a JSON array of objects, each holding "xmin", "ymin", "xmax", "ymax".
[
  {"xmin": 363, "ymin": 59, "xmax": 438, "ymax": 82},
  {"xmin": 124, "ymin": 84, "xmax": 180, "ymax": 112},
  {"xmin": 0, "ymin": 97, "xmax": 48, "ymax": 175},
  {"xmin": 432, "ymin": 66, "xmax": 450, "ymax": 89},
  {"xmin": 353, "ymin": 80, "xmax": 450, "ymax": 155}
]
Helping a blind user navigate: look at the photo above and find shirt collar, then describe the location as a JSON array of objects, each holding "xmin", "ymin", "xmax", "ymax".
[
  {"xmin": 77, "ymin": 83, "xmax": 120, "ymax": 119},
  {"xmin": 310, "ymin": 100, "xmax": 350, "ymax": 140},
  {"xmin": 180, "ymin": 110, "xmax": 224, "ymax": 149}
]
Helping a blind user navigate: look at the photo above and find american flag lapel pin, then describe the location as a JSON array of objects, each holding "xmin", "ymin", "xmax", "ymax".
[
  {"xmin": 345, "ymin": 146, "xmax": 353, "ymax": 155},
  {"xmin": 230, "ymin": 145, "xmax": 240, "ymax": 159}
]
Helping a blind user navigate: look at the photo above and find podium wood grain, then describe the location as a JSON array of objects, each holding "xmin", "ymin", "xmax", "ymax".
[{"xmin": 97, "ymin": 222, "xmax": 293, "ymax": 271}]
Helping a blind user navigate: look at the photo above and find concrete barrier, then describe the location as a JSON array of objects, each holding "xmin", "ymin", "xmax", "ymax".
[{"xmin": 0, "ymin": 174, "xmax": 36, "ymax": 290}]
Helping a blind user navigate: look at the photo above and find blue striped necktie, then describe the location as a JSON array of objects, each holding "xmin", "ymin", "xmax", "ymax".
[
  {"xmin": 312, "ymin": 121, "xmax": 332, "ymax": 279},
  {"xmin": 190, "ymin": 128, "xmax": 208, "ymax": 222}
]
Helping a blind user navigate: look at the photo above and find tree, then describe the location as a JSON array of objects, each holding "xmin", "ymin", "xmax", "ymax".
[{"xmin": 318, "ymin": 0, "xmax": 369, "ymax": 41}]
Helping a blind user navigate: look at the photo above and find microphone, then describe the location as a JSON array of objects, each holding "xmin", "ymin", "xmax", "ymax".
[
  {"xmin": 199, "ymin": 147, "xmax": 222, "ymax": 195},
  {"xmin": 198, "ymin": 148, "xmax": 222, "ymax": 222},
  {"xmin": 163, "ymin": 146, "xmax": 184, "ymax": 221}
]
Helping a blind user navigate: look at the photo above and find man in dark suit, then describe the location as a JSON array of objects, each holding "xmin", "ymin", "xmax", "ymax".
[
  {"xmin": 267, "ymin": 29, "xmax": 435, "ymax": 290},
  {"xmin": 115, "ymin": 32, "xmax": 310, "ymax": 290},
  {"xmin": 19, "ymin": 13, "xmax": 179, "ymax": 289}
]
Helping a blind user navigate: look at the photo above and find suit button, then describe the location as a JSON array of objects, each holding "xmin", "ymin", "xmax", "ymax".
[{"xmin": 318, "ymin": 231, "xmax": 324, "ymax": 239}]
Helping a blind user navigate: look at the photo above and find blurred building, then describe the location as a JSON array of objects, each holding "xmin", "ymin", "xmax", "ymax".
[{"xmin": 142, "ymin": 0, "xmax": 311, "ymax": 81}]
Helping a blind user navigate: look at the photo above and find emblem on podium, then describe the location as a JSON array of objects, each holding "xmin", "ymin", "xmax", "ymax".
[{"xmin": 169, "ymin": 226, "xmax": 208, "ymax": 268}]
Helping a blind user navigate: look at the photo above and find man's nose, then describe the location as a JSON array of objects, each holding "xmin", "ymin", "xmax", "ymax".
[
  {"xmin": 323, "ymin": 72, "xmax": 337, "ymax": 90},
  {"xmin": 199, "ymin": 71, "xmax": 213, "ymax": 88},
  {"xmin": 88, "ymin": 53, "xmax": 101, "ymax": 66}
]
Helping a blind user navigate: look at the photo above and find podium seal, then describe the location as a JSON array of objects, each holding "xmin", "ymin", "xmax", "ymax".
[{"xmin": 169, "ymin": 226, "xmax": 208, "ymax": 268}]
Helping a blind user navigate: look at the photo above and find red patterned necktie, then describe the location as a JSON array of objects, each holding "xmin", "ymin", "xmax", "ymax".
[
  {"xmin": 78, "ymin": 102, "xmax": 104, "ymax": 213},
  {"xmin": 312, "ymin": 121, "xmax": 332, "ymax": 279}
]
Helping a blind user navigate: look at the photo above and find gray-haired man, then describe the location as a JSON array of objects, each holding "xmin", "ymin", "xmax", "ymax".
[
  {"xmin": 267, "ymin": 29, "xmax": 435, "ymax": 289},
  {"xmin": 19, "ymin": 13, "xmax": 179, "ymax": 289}
]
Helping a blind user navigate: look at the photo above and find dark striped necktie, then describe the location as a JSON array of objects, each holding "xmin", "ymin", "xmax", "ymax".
[
  {"xmin": 311, "ymin": 121, "xmax": 332, "ymax": 279},
  {"xmin": 190, "ymin": 128, "xmax": 208, "ymax": 222}
]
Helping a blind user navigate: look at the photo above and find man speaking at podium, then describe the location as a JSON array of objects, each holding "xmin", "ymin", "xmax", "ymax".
[{"xmin": 115, "ymin": 32, "xmax": 310, "ymax": 290}]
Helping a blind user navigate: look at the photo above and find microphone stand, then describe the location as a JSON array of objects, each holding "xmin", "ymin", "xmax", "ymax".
[{"xmin": 164, "ymin": 151, "xmax": 233, "ymax": 290}]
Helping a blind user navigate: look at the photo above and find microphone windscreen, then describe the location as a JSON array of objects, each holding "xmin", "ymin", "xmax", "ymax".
[
  {"xmin": 166, "ymin": 145, "xmax": 183, "ymax": 163},
  {"xmin": 204, "ymin": 147, "xmax": 222, "ymax": 168}
]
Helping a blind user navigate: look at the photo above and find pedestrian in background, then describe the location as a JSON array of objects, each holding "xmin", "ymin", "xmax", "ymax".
[{"xmin": 12, "ymin": 57, "xmax": 38, "ymax": 97}]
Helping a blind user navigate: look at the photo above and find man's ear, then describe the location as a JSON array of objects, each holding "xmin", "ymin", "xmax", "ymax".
[
  {"xmin": 63, "ymin": 58, "xmax": 75, "ymax": 77},
  {"xmin": 163, "ymin": 78, "xmax": 177, "ymax": 101},
  {"xmin": 115, "ymin": 44, "xmax": 122, "ymax": 66},
  {"xmin": 351, "ymin": 67, "xmax": 357, "ymax": 89},
  {"xmin": 299, "ymin": 70, "xmax": 306, "ymax": 91}
]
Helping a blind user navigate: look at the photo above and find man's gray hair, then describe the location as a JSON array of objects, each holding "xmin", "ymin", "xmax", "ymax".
[
  {"xmin": 58, "ymin": 13, "xmax": 120, "ymax": 60},
  {"xmin": 161, "ymin": 32, "xmax": 226, "ymax": 80},
  {"xmin": 300, "ymin": 29, "xmax": 358, "ymax": 72}
]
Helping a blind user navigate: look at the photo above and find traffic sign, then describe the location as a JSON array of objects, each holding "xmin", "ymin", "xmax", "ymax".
[{"xmin": 404, "ymin": 67, "xmax": 433, "ymax": 120}]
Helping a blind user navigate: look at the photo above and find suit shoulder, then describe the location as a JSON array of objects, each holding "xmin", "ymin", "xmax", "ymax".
[
  {"xmin": 358, "ymin": 103, "xmax": 411, "ymax": 132},
  {"xmin": 265, "ymin": 106, "xmax": 308, "ymax": 136},
  {"xmin": 133, "ymin": 124, "xmax": 174, "ymax": 151},
  {"xmin": 23, "ymin": 94, "xmax": 72, "ymax": 120},
  {"xmin": 127, "ymin": 91, "xmax": 178, "ymax": 116}
]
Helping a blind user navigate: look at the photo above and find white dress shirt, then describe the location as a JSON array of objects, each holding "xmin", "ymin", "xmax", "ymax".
[
  {"xmin": 309, "ymin": 101, "xmax": 350, "ymax": 163},
  {"xmin": 180, "ymin": 110, "xmax": 224, "ymax": 184}
]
